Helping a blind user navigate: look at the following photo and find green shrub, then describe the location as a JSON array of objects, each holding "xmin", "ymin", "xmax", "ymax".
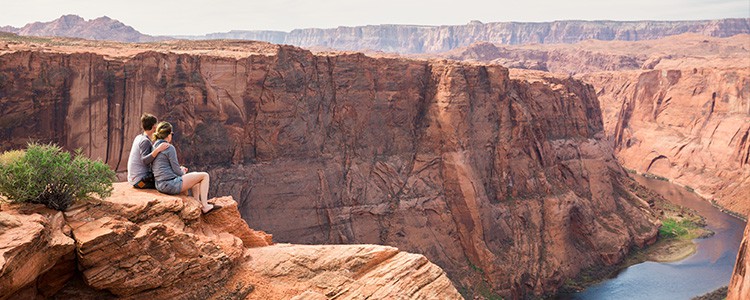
[
  {"xmin": 0, "ymin": 143, "xmax": 115, "ymax": 210},
  {"xmin": 659, "ymin": 218, "xmax": 689, "ymax": 238},
  {"xmin": 644, "ymin": 173, "xmax": 670, "ymax": 181}
]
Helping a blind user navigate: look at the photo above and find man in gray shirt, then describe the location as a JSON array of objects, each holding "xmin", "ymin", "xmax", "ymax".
[{"xmin": 127, "ymin": 113, "xmax": 171, "ymax": 188}]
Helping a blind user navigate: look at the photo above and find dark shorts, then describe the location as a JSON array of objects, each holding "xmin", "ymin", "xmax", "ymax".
[{"xmin": 133, "ymin": 173, "xmax": 156, "ymax": 189}]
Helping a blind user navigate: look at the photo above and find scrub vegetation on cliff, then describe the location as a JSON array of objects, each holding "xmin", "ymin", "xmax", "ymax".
[{"xmin": 0, "ymin": 143, "xmax": 115, "ymax": 210}]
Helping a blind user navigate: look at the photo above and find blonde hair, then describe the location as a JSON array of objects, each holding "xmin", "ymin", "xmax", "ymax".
[{"xmin": 153, "ymin": 121, "xmax": 173, "ymax": 140}]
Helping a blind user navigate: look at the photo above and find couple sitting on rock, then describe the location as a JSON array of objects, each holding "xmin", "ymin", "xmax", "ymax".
[{"xmin": 126, "ymin": 113, "xmax": 220, "ymax": 214}]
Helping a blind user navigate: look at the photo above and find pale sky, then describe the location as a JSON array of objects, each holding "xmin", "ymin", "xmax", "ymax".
[{"xmin": 2, "ymin": 0, "xmax": 749, "ymax": 36}]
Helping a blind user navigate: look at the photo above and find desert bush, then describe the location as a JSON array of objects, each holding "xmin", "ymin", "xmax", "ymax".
[
  {"xmin": 0, "ymin": 149, "xmax": 24, "ymax": 165},
  {"xmin": 644, "ymin": 173, "xmax": 670, "ymax": 181},
  {"xmin": 0, "ymin": 143, "xmax": 115, "ymax": 210}
]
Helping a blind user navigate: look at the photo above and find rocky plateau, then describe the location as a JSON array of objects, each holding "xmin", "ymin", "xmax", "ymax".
[{"xmin": 188, "ymin": 18, "xmax": 750, "ymax": 54}]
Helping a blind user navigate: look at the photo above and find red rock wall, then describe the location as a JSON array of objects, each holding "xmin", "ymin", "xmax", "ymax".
[
  {"xmin": 581, "ymin": 68, "xmax": 750, "ymax": 215},
  {"xmin": 206, "ymin": 19, "xmax": 750, "ymax": 53},
  {"xmin": 439, "ymin": 36, "xmax": 750, "ymax": 217},
  {"xmin": 0, "ymin": 47, "xmax": 658, "ymax": 297},
  {"xmin": 729, "ymin": 221, "xmax": 750, "ymax": 300}
]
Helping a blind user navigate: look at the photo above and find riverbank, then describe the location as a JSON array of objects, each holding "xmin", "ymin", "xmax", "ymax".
[
  {"xmin": 559, "ymin": 177, "xmax": 713, "ymax": 293},
  {"xmin": 633, "ymin": 170, "xmax": 747, "ymax": 222},
  {"xmin": 692, "ymin": 286, "xmax": 728, "ymax": 300}
]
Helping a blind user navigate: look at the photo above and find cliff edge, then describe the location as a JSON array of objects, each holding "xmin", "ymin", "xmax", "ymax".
[
  {"xmin": 729, "ymin": 221, "xmax": 750, "ymax": 300},
  {"xmin": 0, "ymin": 183, "xmax": 461, "ymax": 299}
]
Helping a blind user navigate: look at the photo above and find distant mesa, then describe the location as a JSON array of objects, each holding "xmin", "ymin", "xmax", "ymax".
[
  {"xmin": 178, "ymin": 18, "xmax": 750, "ymax": 53},
  {"xmin": 1, "ymin": 14, "xmax": 169, "ymax": 43},
  {"xmin": 1, "ymin": 15, "xmax": 749, "ymax": 52}
]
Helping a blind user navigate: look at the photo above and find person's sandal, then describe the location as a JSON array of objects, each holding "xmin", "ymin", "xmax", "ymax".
[{"xmin": 203, "ymin": 204, "xmax": 222, "ymax": 215}]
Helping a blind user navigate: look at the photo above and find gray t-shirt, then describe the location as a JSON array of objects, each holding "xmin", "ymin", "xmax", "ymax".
[{"xmin": 127, "ymin": 134, "xmax": 156, "ymax": 185}]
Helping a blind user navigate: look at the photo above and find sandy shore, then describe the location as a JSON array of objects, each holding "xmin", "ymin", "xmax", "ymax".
[{"xmin": 646, "ymin": 239, "xmax": 697, "ymax": 262}]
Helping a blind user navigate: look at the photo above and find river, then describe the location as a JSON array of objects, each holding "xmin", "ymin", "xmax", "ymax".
[{"xmin": 566, "ymin": 176, "xmax": 746, "ymax": 300}]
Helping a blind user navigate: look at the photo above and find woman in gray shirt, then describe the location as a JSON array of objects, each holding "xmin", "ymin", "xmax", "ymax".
[{"xmin": 152, "ymin": 122, "xmax": 220, "ymax": 214}]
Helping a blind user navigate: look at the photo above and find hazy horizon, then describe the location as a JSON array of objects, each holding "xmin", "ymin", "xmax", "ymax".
[{"xmin": 2, "ymin": 0, "xmax": 749, "ymax": 36}]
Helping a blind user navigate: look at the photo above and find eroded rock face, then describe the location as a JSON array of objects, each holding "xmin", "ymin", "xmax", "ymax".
[
  {"xmin": 63, "ymin": 183, "xmax": 261, "ymax": 298},
  {"xmin": 439, "ymin": 34, "xmax": 750, "ymax": 216},
  {"xmin": 729, "ymin": 221, "xmax": 750, "ymax": 300},
  {"xmin": 0, "ymin": 43, "xmax": 658, "ymax": 297},
  {"xmin": 193, "ymin": 19, "xmax": 750, "ymax": 53},
  {"xmin": 1, "ymin": 183, "xmax": 461, "ymax": 299},
  {"xmin": 240, "ymin": 244, "xmax": 461, "ymax": 299},
  {"xmin": 583, "ymin": 68, "xmax": 750, "ymax": 215},
  {"xmin": 0, "ymin": 205, "xmax": 75, "ymax": 299}
]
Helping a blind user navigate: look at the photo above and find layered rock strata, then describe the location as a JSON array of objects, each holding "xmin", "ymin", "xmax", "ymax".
[
  {"xmin": 187, "ymin": 19, "xmax": 750, "ymax": 53},
  {"xmin": 241, "ymin": 244, "xmax": 460, "ymax": 299},
  {"xmin": 0, "ymin": 41, "xmax": 659, "ymax": 297},
  {"xmin": 438, "ymin": 34, "xmax": 750, "ymax": 216},
  {"xmin": 0, "ymin": 183, "xmax": 459, "ymax": 299},
  {"xmin": 0, "ymin": 206, "xmax": 75, "ymax": 299},
  {"xmin": 583, "ymin": 67, "xmax": 750, "ymax": 215}
]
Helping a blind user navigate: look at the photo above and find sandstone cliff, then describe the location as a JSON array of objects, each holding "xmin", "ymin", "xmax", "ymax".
[
  {"xmin": 0, "ymin": 39, "xmax": 659, "ymax": 297},
  {"xmin": 0, "ymin": 183, "xmax": 459, "ymax": 299},
  {"xmin": 729, "ymin": 221, "xmax": 750, "ymax": 300},
  {"xmin": 189, "ymin": 19, "xmax": 750, "ymax": 53},
  {"xmin": 583, "ymin": 67, "xmax": 750, "ymax": 216},
  {"xmin": 437, "ymin": 34, "xmax": 750, "ymax": 216},
  {"xmin": 434, "ymin": 34, "xmax": 750, "ymax": 74}
]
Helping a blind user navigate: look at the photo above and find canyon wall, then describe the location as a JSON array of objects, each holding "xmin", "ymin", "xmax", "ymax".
[
  {"xmin": 729, "ymin": 221, "xmax": 750, "ymax": 300},
  {"xmin": 582, "ymin": 67, "xmax": 750, "ymax": 215},
  {"xmin": 0, "ymin": 44, "xmax": 659, "ymax": 297},
  {"xmin": 193, "ymin": 19, "xmax": 750, "ymax": 53},
  {"xmin": 439, "ymin": 35, "xmax": 750, "ymax": 216}
]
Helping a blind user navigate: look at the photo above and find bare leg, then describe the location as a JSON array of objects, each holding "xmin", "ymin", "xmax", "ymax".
[
  {"xmin": 181, "ymin": 172, "xmax": 211, "ymax": 212},
  {"xmin": 198, "ymin": 171, "xmax": 209, "ymax": 204},
  {"xmin": 191, "ymin": 184, "xmax": 200, "ymax": 203}
]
